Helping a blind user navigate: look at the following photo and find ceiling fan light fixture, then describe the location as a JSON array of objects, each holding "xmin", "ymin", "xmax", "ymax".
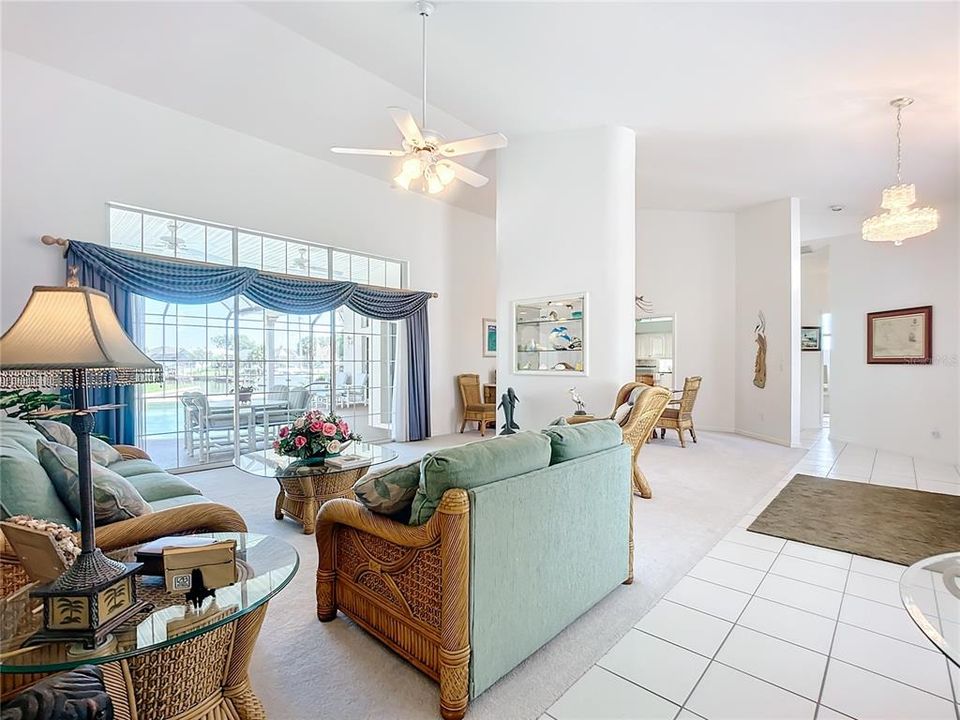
[
  {"xmin": 424, "ymin": 166, "xmax": 444, "ymax": 194},
  {"xmin": 435, "ymin": 161, "xmax": 455, "ymax": 186},
  {"xmin": 402, "ymin": 156, "xmax": 423, "ymax": 178},
  {"xmin": 862, "ymin": 97, "xmax": 939, "ymax": 246},
  {"xmin": 329, "ymin": 2, "xmax": 506, "ymax": 193}
]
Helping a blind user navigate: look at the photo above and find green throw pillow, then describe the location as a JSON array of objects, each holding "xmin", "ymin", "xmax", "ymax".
[
  {"xmin": 408, "ymin": 431, "xmax": 552, "ymax": 526},
  {"xmin": 541, "ymin": 420, "xmax": 623, "ymax": 464},
  {"xmin": 34, "ymin": 419, "xmax": 122, "ymax": 467},
  {"xmin": 353, "ymin": 460, "xmax": 421, "ymax": 520},
  {"xmin": 0, "ymin": 440, "xmax": 76, "ymax": 527},
  {"xmin": 37, "ymin": 440, "xmax": 151, "ymax": 524},
  {"xmin": 0, "ymin": 418, "xmax": 48, "ymax": 457}
]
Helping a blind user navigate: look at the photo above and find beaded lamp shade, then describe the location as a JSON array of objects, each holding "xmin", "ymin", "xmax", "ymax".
[
  {"xmin": 0, "ymin": 286, "xmax": 162, "ymax": 389},
  {"xmin": 0, "ymin": 284, "xmax": 160, "ymax": 648}
]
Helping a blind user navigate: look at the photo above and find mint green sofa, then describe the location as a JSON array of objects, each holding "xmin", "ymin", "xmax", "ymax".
[
  {"xmin": 316, "ymin": 423, "xmax": 632, "ymax": 720},
  {"xmin": 0, "ymin": 418, "xmax": 246, "ymax": 595}
]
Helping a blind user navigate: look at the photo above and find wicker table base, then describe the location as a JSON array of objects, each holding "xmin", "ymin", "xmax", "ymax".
[
  {"xmin": 274, "ymin": 466, "xmax": 368, "ymax": 534},
  {"xmin": 2, "ymin": 602, "xmax": 268, "ymax": 720}
]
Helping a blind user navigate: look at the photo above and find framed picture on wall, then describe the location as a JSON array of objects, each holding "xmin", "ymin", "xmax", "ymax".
[
  {"xmin": 800, "ymin": 326, "xmax": 821, "ymax": 351},
  {"xmin": 482, "ymin": 318, "xmax": 497, "ymax": 357},
  {"xmin": 866, "ymin": 305, "xmax": 932, "ymax": 364}
]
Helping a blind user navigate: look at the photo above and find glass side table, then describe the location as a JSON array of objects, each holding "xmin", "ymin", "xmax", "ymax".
[
  {"xmin": 235, "ymin": 443, "xmax": 400, "ymax": 533},
  {"xmin": 900, "ymin": 551, "xmax": 960, "ymax": 668},
  {"xmin": 1, "ymin": 532, "xmax": 298, "ymax": 717}
]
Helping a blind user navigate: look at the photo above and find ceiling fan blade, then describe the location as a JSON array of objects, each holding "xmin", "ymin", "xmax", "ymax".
[
  {"xmin": 387, "ymin": 107, "xmax": 424, "ymax": 147},
  {"xmin": 439, "ymin": 133, "xmax": 508, "ymax": 157},
  {"xmin": 442, "ymin": 160, "xmax": 489, "ymax": 188},
  {"xmin": 331, "ymin": 147, "xmax": 406, "ymax": 157}
]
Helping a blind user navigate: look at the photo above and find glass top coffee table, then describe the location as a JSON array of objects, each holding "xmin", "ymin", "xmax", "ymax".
[
  {"xmin": 1, "ymin": 532, "xmax": 298, "ymax": 719},
  {"xmin": 900, "ymin": 551, "xmax": 960, "ymax": 668},
  {"xmin": 235, "ymin": 443, "xmax": 400, "ymax": 534}
]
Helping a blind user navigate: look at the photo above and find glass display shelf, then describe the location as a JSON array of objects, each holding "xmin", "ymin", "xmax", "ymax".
[
  {"xmin": 513, "ymin": 294, "xmax": 587, "ymax": 375},
  {"xmin": 516, "ymin": 318, "xmax": 584, "ymax": 326}
]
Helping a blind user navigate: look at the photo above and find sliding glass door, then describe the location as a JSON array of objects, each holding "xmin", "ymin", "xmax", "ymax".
[{"xmin": 109, "ymin": 203, "xmax": 406, "ymax": 470}]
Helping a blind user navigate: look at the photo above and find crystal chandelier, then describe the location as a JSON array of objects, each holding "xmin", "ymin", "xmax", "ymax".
[{"xmin": 862, "ymin": 97, "xmax": 938, "ymax": 246}]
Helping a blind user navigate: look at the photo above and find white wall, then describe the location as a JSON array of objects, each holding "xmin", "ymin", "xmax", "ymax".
[
  {"xmin": 800, "ymin": 248, "xmax": 829, "ymax": 429},
  {"xmin": 0, "ymin": 52, "xmax": 496, "ymax": 436},
  {"xmin": 827, "ymin": 207, "xmax": 959, "ymax": 463},
  {"xmin": 734, "ymin": 198, "xmax": 801, "ymax": 446},
  {"xmin": 636, "ymin": 210, "xmax": 736, "ymax": 431},
  {"xmin": 440, "ymin": 208, "xmax": 498, "ymax": 433},
  {"xmin": 496, "ymin": 127, "xmax": 636, "ymax": 426}
]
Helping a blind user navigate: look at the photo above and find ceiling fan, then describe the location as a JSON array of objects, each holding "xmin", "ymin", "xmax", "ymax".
[{"xmin": 331, "ymin": 1, "xmax": 507, "ymax": 194}]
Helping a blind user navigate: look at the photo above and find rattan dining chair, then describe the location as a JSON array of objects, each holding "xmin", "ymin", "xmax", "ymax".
[
  {"xmin": 456, "ymin": 373, "xmax": 496, "ymax": 436},
  {"xmin": 656, "ymin": 375, "xmax": 702, "ymax": 447}
]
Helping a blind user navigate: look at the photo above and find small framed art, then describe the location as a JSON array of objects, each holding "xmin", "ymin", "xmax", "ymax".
[
  {"xmin": 482, "ymin": 318, "xmax": 497, "ymax": 357},
  {"xmin": 866, "ymin": 305, "xmax": 932, "ymax": 364},
  {"xmin": 800, "ymin": 326, "xmax": 821, "ymax": 351}
]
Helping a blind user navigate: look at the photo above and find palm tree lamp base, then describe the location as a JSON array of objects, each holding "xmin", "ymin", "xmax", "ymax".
[{"xmin": 28, "ymin": 552, "xmax": 148, "ymax": 650}]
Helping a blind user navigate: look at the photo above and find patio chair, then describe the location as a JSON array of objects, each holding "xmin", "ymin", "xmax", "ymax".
[
  {"xmin": 346, "ymin": 372, "xmax": 368, "ymax": 406},
  {"xmin": 335, "ymin": 369, "xmax": 352, "ymax": 408},
  {"xmin": 180, "ymin": 391, "xmax": 202, "ymax": 455},
  {"xmin": 188, "ymin": 393, "xmax": 257, "ymax": 462},
  {"xmin": 261, "ymin": 386, "xmax": 315, "ymax": 442}
]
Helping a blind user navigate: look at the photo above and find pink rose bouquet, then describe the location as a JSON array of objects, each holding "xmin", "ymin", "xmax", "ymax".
[{"xmin": 272, "ymin": 410, "xmax": 361, "ymax": 459}]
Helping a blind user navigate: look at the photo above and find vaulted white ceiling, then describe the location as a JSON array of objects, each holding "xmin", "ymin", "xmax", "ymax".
[{"xmin": 3, "ymin": 1, "xmax": 957, "ymax": 239}]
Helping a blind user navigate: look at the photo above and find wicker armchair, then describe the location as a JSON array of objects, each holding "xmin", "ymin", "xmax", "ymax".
[
  {"xmin": 607, "ymin": 382, "xmax": 671, "ymax": 499},
  {"xmin": 656, "ymin": 376, "xmax": 702, "ymax": 448},
  {"xmin": 456, "ymin": 374, "xmax": 495, "ymax": 437},
  {"xmin": 0, "ymin": 445, "xmax": 247, "ymax": 599},
  {"xmin": 316, "ymin": 490, "xmax": 470, "ymax": 720}
]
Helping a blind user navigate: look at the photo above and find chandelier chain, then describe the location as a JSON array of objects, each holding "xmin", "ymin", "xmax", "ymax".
[{"xmin": 896, "ymin": 104, "xmax": 903, "ymax": 184}]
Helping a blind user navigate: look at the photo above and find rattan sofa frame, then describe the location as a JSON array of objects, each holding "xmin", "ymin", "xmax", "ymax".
[{"xmin": 316, "ymin": 475, "xmax": 635, "ymax": 719}]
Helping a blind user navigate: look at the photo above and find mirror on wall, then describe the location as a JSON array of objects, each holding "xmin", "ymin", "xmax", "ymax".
[{"xmin": 635, "ymin": 315, "xmax": 674, "ymax": 387}]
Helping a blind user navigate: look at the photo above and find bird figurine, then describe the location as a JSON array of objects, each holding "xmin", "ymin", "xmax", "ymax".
[{"xmin": 569, "ymin": 387, "xmax": 587, "ymax": 415}]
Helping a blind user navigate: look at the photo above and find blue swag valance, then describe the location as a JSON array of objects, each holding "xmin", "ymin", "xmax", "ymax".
[
  {"xmin": 66, "ymin": 240, "xmax": 432, "ymax": 441},
  {"xmin": 66, "ymin": 241, "xmax": 433, "ymax": 318}
]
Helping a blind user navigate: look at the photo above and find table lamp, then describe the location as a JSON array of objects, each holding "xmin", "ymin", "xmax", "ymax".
[{"xmin": 0, "ymin": 279, "xmax": 163, "ymax": 648}]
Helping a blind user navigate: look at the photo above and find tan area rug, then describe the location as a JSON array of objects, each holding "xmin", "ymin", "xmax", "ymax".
[{"xmin": 749, "ymin": 474, "xmax": 960, "ymax": 566}]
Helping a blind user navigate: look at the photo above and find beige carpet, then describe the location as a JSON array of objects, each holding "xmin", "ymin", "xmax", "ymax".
[
  {"xmin": 749, "ymin": 473, "xmax": 960, "ymax": 566},
  {"xmin": 186, "ymin": 430, "xmax": 804, "ymax": 720}
]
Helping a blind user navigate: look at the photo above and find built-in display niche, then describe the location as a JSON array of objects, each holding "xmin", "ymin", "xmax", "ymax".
[{"xmin": 514, "ymin": 295, "xmax": 587, "ymax": 375}]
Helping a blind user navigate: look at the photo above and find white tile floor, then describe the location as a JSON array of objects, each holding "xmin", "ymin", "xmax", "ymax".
[{"xmin": 545, "ymin": 431, "xmax": 960, "ymax": 720}]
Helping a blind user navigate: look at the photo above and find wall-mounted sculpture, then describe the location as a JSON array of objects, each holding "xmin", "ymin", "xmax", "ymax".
[
  {"xmin": 753, "ymin": 311, "xmax": 767, "ymax": 389},
  {"xmin": 635, "ymin": 295, "xmax": 654, "ymax": 315}
]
